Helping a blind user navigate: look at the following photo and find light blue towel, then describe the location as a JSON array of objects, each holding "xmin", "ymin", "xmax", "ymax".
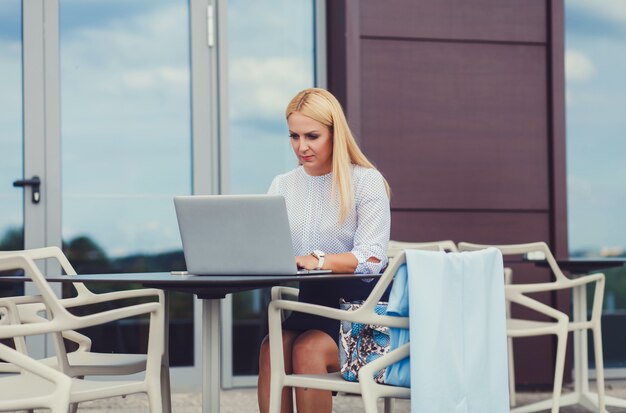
[{"xmin": 384, "ymin": 248, "xmax": 510, "ymax": 413}]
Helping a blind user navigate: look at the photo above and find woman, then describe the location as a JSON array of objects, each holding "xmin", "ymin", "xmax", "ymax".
[{"xmin": 257, "ymin": 88, "xmax": 390, "ymax": 413}]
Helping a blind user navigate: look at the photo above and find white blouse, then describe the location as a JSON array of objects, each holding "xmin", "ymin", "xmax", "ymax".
[{"xmin": 268, "ymin": 164, "xmax": 390, "ymax": 274}]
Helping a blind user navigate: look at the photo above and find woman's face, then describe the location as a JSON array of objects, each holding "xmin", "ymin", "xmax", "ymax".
[{"xmin": 288, "ymin": 111, "xmax": 333, "ymax": 176}]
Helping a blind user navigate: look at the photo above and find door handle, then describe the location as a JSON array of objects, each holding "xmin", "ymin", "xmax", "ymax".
[{"xmin": 13, "ymin": 176, "xmax": 41, "ymax": 204}]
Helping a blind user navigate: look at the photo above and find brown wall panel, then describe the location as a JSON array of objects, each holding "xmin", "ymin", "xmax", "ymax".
[
  {"xmin": 361, "ymin": 39, "xmax": 549, "ymax": 210},
  {"xmin": 390, "ymin": 211, "xmax": 551, "ymax": 245},
  {"xmin": 328, "ymin": 0, "xmax": 567, "ymax": 388},
  {"xmin": 361, "ymin": 0, "xmax": 547, "ymax": 43}
]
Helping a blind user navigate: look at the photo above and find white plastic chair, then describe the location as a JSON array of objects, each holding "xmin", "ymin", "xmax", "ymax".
[
  {"xmin": 458, "ymin": 241, "xmax": 606, "ymax": 413},
  {"xmin": 0, "ymin": 342, "xmax": 72, "ymax": 413},
  {"xmin": 503, "ymin": 267, "xmax": 517, "ymax": 406},
  {"xmin": 0, "ymin": 253, "xmax": 166, "ymax": 412},
  {"xmin": 387, "ymin": 239, "xmax": 458, "ymax": 258},
  {"xmin": 268, "ymin": 244, "xmax": 447, "ymax": 413},
  {"xmin": 0, "ymin": 246, "xmax": 171, "ymax": 412}
]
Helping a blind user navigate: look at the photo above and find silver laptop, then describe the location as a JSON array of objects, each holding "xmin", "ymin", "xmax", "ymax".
[{"xmin": 173, "ymin": 195, "xmax": 331, "ymax": 275}]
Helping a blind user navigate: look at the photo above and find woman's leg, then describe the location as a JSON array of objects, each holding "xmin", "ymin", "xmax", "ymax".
[
  {"xmin": 292, "ymin": 330, "xmax": 340, "ymax": 413},
  {"xmin": 258, "ymin": 330, "xmax": 300, "ymax": 413}
]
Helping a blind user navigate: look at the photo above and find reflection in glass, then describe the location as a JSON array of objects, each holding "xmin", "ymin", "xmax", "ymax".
[
  {"xmin": 0, "ymin": 1, "xmax": 25, "ymax": 293},
  {"xmin": 565, "ymin": 0, "xmax": 626, "ymax": 368},
  {"xmin": 60, "ymin": 0, "xmax": 192, "ymax": 365},
  {"xmin": 227, "ymin": 0, "xmax": 316, "ymax": 375}
]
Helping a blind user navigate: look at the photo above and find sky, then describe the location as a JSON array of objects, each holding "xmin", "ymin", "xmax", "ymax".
[
  {"xmin": 565, "ymin": 0, "xmax": 626, "ymax": 254},
  {"xmin": 1, "ymin": 0, "xmax": 624, "ymax": 257},
  {"xmin": 0, "ymin": 0, "xmax": 313, "ymax": 257}
]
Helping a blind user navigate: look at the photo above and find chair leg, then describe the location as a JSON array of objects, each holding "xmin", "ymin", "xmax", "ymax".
[
  {"xmin": 361, "ymin": 388, "xmax": 379, "ymax": 413},
  {"xmin": 549, "ymin": 328, "xmax": 568, "ymax": 413},
  {"xmin": 592, "ymin": 326, "xmax": 606, "ymax": 413},
  {"xmin": 268, "ymin": 381, "xmax": 284, "ymax": 413},
  {"xmin": 383, "ymin": 397, "xmax": 394, "ymax": 413},
  {"xmin": 148, "ymin": 386, "xmax": 164, "ymax": 413},
  {"xmin": 69, "ymin": 403, "xmax": 79, "ymax": 413},
  {"xmin": 508, "ymin": 336, "xmax": 516, "ymax": 407},
  {"xmin": 161, "ymin": 363, "xmax": 172, "ymax": 413}
]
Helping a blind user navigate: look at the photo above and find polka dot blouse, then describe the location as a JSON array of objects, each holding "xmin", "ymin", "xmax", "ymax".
[{"xmin": 268, "ymin": 164, "xmax": 390, "ymax": 274}]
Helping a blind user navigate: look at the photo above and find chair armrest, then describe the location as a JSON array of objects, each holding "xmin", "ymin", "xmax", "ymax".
[
  {"xmin": 269, "ymin": 299, "xmax": 409, "ymax": 329},
  {"xmin": 505, "ymin": 289, "xmax": 569, "ymax": 324},
  {"xmin": 271, "ymin": 286, "xmax": 299, "ymax": 301},
  {"xmin": 62, "ymin": 287, "xmax": 164, "ymax": 309},
  {"xmin": 507, "ymin": 272, "xmax": 604, "ymax": 294},
  {"xmin": 70, "ymin": 301, "xmax": 162, "ymax": 330}
]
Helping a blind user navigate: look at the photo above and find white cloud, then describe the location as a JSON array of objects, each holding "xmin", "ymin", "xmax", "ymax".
[
  {"xmin": 565, "ymin": 49, "xmax": 595, "ymax": 82},
  {"xmin": 569, "ymin": 0, "xmax": 626, "ymax": 25},
  {"xmin": 229, "ymin": 57, "xmax": 311, "ymax": 119},
  {"xmin": 121, "ymin": 66, "xmax": 189, "ymax": 90}
]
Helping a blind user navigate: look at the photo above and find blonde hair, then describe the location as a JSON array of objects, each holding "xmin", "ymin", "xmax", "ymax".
[{"xmin": 286, "ymin": 88, "xmax": 390, "ymax": 223}]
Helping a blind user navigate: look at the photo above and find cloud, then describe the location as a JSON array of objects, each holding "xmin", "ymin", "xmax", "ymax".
[
  {"xmin": 565, "ymin": 50, "xmax": 595, "ymax": 82},
  {"xmin": 121, "ymin": 66, "xmax": 189, "ymax": 91},
  {"xmin": 1, "ymin": 1, "xmax": 316, "ymax": 257},
  {"xmin": 569, "ymin": 0, "xmax": 626, "ymax": 26},
  {"xmin": 229, "ymin": 57, "xmax": 311, "ymax": 120}
]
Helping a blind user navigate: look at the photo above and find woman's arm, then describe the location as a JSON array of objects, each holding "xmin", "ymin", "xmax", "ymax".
[
  {"xmin": 350, "ymin": 169, "xmax": 391, "ymax": 274},
  {"xmin": 295, "ymin": 252, "xmax": 362, "ymax": 273}
]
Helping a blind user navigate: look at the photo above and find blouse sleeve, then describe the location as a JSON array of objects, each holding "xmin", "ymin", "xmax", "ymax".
[{"xmin": 351, "ymin": 169, "xmax": 391, "ymax": 274}]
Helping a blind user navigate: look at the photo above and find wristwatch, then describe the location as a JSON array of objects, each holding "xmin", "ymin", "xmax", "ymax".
[{"xmin": 310, "ymin": 250, "xmax": 326, "ymax": 270}]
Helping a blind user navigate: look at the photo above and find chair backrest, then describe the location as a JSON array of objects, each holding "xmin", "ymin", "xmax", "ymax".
[
  {"xmin": 0, "ymin": 253, "xmax": 164, "ymax": 378},
  {"xmin": 0, "ymin": 247, "xmax": 89, "ymax": 295},
  {"xmin": 362, "ymin": 244, "xmax": 441, "ymax": 315},
  {"xmin": 387, "ymin": 240, "xmax": 457, "ymax": 260},
  {"xmin": 457, "ymin": 241, "xmax": 569, "ymax": 283}
]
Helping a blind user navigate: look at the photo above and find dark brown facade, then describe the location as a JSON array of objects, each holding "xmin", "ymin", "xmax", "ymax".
[{"xmin": 327, "ymin": 0, "xmax": 568, "ymax": 387}]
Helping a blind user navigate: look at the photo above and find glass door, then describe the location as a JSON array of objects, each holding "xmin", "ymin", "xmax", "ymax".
[
  {"xmin": 0, "ymin": 1, "xmax": 25, "ymax": 291},
  {"xmin": 220, "ymin": 0, "xmax": 323, "ymax": 386},
  {"xmin": 58, "ymin": 0, "xmax": 197, "ymax": 383}
]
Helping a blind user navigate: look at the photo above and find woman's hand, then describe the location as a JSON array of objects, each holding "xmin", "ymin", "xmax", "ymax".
[
  {"xmin": 295, "ymin": 255, "xmax": 319, "ymax": 270},
  {"xmin": 295, "ymin": 253, "xmax": 361, "ymax": 273}
]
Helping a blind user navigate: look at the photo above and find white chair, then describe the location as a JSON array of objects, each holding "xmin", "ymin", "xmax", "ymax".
[
  {"xmin": 359, "ymin": 246, "xmax": 512, "ymax": 413},
  {"xmin": 458, "ymin": 241, "xmax": 606, "ymax": 413},
  {"xmin": 267, "ymin": 251, "xmax": 411, "ymax": 413},
  {"xmin": 268, "ymin": 244, "xmax": 449, "ymax": 413},
  {"xmin": 503, "ymin": 267, "xmax": 517, "ymax": 406},
  {"xmin": 0, "ymin": 253, "xmax": 166, "ymax": 412},
  {"xmin": 387, "ymin": 239, "xmax": 458, "ymax": 258},
  {"xmin": 0, "ymin": 246, "xmax": 171, "ymax": 412},
  {"xmin": 0, "ymin": 342, "xmax": 72, "ymax": 413},
  {"xmin": 268, "ymin": 241, "xmax": 454, "ymax": 412}
]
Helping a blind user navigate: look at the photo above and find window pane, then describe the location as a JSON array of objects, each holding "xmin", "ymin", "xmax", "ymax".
[
  {"xmin": 0, "ymin": 1, "xmax": 25, "ymax": 291},
  {"xmin": 226, "ymin": 0, "xmax": 316, "ymax": 376},
  {"xmin": 565, "ymin": 0, "xmax": 626, "ymax": 369},
  {"xmin": 60, "ymin": 0, "xmax": 192, "ymax": 366}
]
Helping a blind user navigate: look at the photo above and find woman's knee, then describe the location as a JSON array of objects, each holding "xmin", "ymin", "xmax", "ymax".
[
  {"xmin": 292, "ymin": 331, "xmax": 337, "ymax": 373},
  {"xmin": 259, "ymin": 331, "xmax": 298, "ymax": 373}
]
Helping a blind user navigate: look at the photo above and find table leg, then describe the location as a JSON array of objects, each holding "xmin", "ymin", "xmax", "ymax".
[
  {"xmin": 203, "ymin": 299, "xmax": 221, "ymax": 413},
  {"xmin": 162, "ymin": 291, "xmax": 172, "ymax": 413},
  {"xmin": 573, "ymin": 283, "xmax": 587, "ymax": 395}
]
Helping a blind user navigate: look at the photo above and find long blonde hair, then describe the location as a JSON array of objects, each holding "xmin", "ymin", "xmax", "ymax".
[{"xmin": 286, "ymin": 88, "xmax": 390, "ymax": 223}]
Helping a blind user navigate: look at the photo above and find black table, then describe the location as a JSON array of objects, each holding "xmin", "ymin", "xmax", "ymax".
[
  {"xmin": 531, "ymin": 257, "xmax": 625, "ymax": 274},
  {"xmin": 0, "ymin": 271, "xmax": 380, "ymax": 413},
  {"xmin": 529, "ymin": 257, "xmax": 626, "ymax": 412}
]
